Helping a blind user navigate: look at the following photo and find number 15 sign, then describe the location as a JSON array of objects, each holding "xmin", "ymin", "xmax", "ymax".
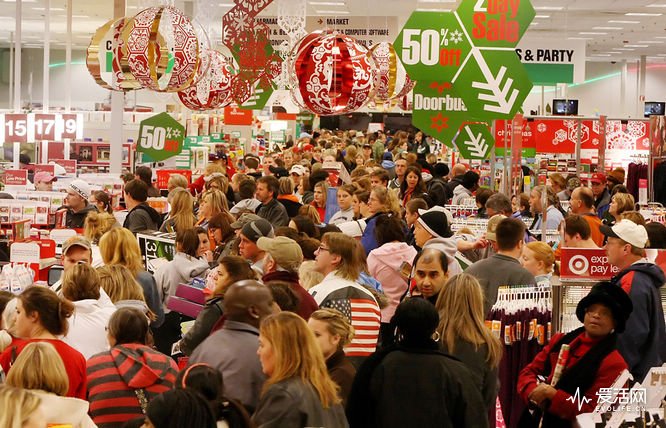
[{"xmin": 0, "ymin": 113, "xmax": 84, "ymax": 143}]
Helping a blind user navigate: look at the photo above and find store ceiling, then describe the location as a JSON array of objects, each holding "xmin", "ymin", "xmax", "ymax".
[{"xmin": 0, "ymin": 0, "xmax": 664, "ymax": 62}]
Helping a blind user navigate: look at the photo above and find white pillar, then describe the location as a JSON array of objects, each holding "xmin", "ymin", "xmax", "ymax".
[
  {"xmin": 65, "ymin": 0, "xmax": 72, "ymax": 112},
  {"xmin": 13, "ymin": 0, "xmax": 22, "ymax": 112},
  {"xmin": 109, "ymin": 0, "xmax": 126, "ymax": 175},
  {"xmin": 638, "ymin": 55, "xmax": 646, "ymax": 118},
  {"xmin": 620, "ymin": 61, "xmax": 627, "ymax": 117},
  {"xmin": 43, "ymin": 0, "xmax": 50, "ymax": 113}
]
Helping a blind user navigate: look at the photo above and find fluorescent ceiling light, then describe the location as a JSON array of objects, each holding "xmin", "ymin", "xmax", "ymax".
[
  {"xmin": 535, "ymin": 6, "xmax": 564, "ymax": 10},
  {"xmin": 3, "ymin": 0, "xmax": 38, "ymax": 2},
  {"xmin": 646, "ymin": 3, "xmax": 666, "ymax": 7},
  {"xmin": 32, "ymin": 7, "xmax": 65, "ymax": 10},
  {"xmin": 614, "ymin": 47, "xmax": 636, "ymax": 50},
  {"xmin": 637, "ymin": 40, "xmax": 664, "ymax": 43},
  {"xmin": 218, "ymin": 2, "xmax": 234, "ymax": 6},
  {"xmin": 625, "ymin": 12, "xmax": 663, "ymax": 16},
  {"xmin": 568, "ymin": 37, "xmax": 593, "ymax": 40},
  {"xmin": 624, "ymin": 44, "xmax": 648, "ymax": 47},
  {"xmin": 534, "ymin": 14, "xmax": 550, "ymax": 18},
  {"xmin": 593, "ymin": 26, "xmax": 623, "ymax": 30},
  {"xmin": 529, "ymin": 22, "xmax": 538, "ymax": 26},
  {"xmin": 591, "ymin": 54, "xmax": 611, "ymax": 57},
  {"xmin": 309, "ymin": 1, "xmax": 345, "ymax": 4},
  {"xmin": 579, "ymin": 32, "xmax": 607, "ymax": 35},
  {"xmin": 609, "ymin": 20, "xmax": 640, "ymax": 23},
  {"xmin": 415, "ymin": 8, "xmax": 451, "ymax": 11},
  {"xmin": 316, "ymin": 10, "xmax": 350, "ymax": 14}
]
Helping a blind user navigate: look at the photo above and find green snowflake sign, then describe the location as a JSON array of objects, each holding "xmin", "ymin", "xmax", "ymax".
[{"xmin": 454, "ymin": 122, "xmax": 495, "ymax": 159}]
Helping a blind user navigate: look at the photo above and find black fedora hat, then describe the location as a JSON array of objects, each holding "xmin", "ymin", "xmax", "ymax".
[{"xmin": 576, "ymin": 282, "xmax": 633, "ymax": 333}]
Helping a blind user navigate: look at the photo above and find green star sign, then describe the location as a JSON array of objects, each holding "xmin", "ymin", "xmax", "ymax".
[
  {"xmin": 454, "ymin": 48, "xmax": 532, "ymax": 120},
  {"xmin": 137, "ymin": 112, "xmax": 185, "ymax": 163},
  {"xmin": 456, "ymin": 0, "xmax": 535, "ymax": 49},
  {"xmin": 453, "ymin": 122, "xmax": 495, "ymax": 159},
  {"xmin": 393, "ymin": 11, "xmax": 473, "ymax": 82}
]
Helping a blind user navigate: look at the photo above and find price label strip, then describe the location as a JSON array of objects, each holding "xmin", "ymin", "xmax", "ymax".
[{"xmin": 0, "ymin": 113, "xmax": 84, "ymax": 144}]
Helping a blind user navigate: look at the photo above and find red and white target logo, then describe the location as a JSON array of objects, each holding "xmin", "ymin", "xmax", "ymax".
[{"xmin": 568, "ymin": 255, "xmax": 589, "ymax": 275}]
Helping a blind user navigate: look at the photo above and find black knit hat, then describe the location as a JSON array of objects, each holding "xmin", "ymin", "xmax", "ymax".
[
  {"xmin": 416, "ymin": 211, "xmax": 453, "ymax": 239},
  {"xmin": 241, "ymin": 219, "xmax": 275, "ymax": 243},
  {"xmin": 576, "ymin": 282, "xmax": 633, "ymax": 333},
  {"xmin": 462, "ymin": 171, "xmax": 480, "ymax": 189}
]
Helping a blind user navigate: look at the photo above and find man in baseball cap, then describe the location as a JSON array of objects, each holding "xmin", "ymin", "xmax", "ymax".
[
  {"xmin": 239, "ymin": 218, "xmax": 274, "ymax": 275},
  {"xmin": 258, "ymin": 236, "xmax": 318, "ymax": 319},
  {"xmin": 590, "ymin": 172, "xmax": 611, "ymax": 218},
  {"xmin": 64, "ymin": 179, "xmax": 97, "ymax": 229},
  {"xmin": 33, "ymin": 171, "xmax": 57, "ymax": 191},
  {"xmin": 601, "ymin": 219, "xmax": 666, "ymax": 381},
  {"xmin": 51, "ymin": 236, "xmax": 93, "ymax": 295}
]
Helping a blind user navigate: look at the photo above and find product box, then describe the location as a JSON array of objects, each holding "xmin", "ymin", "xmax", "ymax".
[
  {"xmin": 167, "ymin": 296, "xmax": 203, "ymax": 318},
  {"xmin": 175, "ymin": 283, "xmax": 206, "ymax": 305}
]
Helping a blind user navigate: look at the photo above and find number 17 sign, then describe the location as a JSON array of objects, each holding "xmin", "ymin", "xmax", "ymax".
[{"xmin": 0, "ymin": 113, "xmax": 84, "ymax": 143}]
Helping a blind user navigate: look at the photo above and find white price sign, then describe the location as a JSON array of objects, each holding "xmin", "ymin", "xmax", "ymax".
[{"xmin": 0, "ymin": 113, "xmax": 84, "ymax": 143}]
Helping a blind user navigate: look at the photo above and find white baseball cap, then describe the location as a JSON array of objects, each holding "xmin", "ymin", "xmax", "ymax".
[
  {"xmin": 418, "ymin": 206, "xmax": 454, "ymax": 228},
  {"xmin": 600, "ymin": 219, "xmax": 649, "ymax": 249}
]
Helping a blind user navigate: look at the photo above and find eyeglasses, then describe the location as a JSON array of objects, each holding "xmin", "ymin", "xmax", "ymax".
[{"xmin": 318, "ymin": 245, "xmax": 330, "ymax": 253}]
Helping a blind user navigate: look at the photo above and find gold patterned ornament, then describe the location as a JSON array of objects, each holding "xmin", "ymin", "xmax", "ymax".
[
  {"xmin": 367, "ymin": 42, "xmax": 415, "ymax": 107},
  {"xmin": 86, "ymin": 17, "xmax": 141, "ymax": 91}
]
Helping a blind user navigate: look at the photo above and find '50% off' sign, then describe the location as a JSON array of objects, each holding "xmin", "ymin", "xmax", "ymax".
[{"xmin": 137, "ymin": 112, "xmax": 185, "ymax": 163}]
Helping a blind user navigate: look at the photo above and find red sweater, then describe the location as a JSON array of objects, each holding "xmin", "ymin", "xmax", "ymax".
[
  {"xmin": 517, "ymin": 332, "xmax": 627, "ymax": 421},
  {"xmin": 0, "ymin": 338, "xmax": 87, "ymax": 399},
  {"xmin": 87, "ymin": 344, "xmax": 178, "ymax": 428}
]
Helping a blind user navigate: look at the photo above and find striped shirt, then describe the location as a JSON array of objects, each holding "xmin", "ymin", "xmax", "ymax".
[
  {"xmin": 309, "ymin": 272, "xmax": 381, "ymax": 357},
  {"xmin": 87, "ymin": 344, "xmax": 178, "ymax": 427}
]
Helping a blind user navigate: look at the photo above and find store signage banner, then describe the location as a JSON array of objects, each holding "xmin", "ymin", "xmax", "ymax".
[
  {"xmin": 53, "ymin": 159, "xmax": 77, "ymax": 175},
  {"xmin": 494, "ymin": 119, "xmax": 536, "ymax": 156},
  {"xmin": 515, "ymin": 38, "xmax": 586, "ymax": 84},
  {"xmin": 0, "ymin": 113, "xmax": 84, "ymax": 144},
  {"xmin": 560, "ymin": 249, "xmax": 619, "ymax": 280},
  {"xmin": 33, "ymin": 164, "xmax": 55, "ymax": 177},
  {"xmin": 4, "ymin": 170, "xmax": 28, "ymax": 186},
  {"xmin": 224, "ymin": 107, "xmax": 254, "ymax": 126},
  {"xmin": 258, "ymin": 16, "xmax": 398, "ymax": 50},
  {"xmin": 156, "ymin": 170, "xmax": 192, "ymax": 190},
  {"xmin": 137, "ymin": 113, "xmax": 185, "ymax": 163},
  {"xmin": 395, "ymin": 0, "xmax": 535, "ymax": 159}
]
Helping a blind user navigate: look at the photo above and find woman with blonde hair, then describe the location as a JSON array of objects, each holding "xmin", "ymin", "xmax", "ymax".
[
  {"xmin": 311, "ymin": 181, "xmax": 329, "ymax": 223},
  {"xmin": 84, "ymin": 211, "xmax": 118, "ymax": 245},
  {"xmin": 0, "ymin": 385, "xmax": 44, "ymax": 428},
  {"xmin": 97, "ymin": 264, "xmax": 155, "ymax": 319},
  {"xmin": 99, "ymin": 227, "xmax": 163, "ymax": 327},
  {"xmin": 254, "ymin": 311, "xmax": 347, "ymax": 427},
  {"xmin": 189, "ymin": 163, "xmax": 226, "ymax": 196},
  {"xmin": 435, "ymin": 273, "xmax": 503, "ymax": 425},
  {"xmin": 6, "ymin": 342, "xmax": 96, "ymax": 427},
  {"xmin": 607, "ymin": 192, "xmax": 636, "ymax": 226},
  {"xmin": 361, "ymin": 186, "xmax": 402, "ymax": 255},
  {"xmin": 197, "ymin": 189, "xmax": 234, "ymax": 249},
  {"xmin": 520, "ymin": 241, "xmax": 555, "ymax": 288},
  {"xmin": 161, "ymin": 187, "xmax": 197, "ymax": 233},
  {"xmin": 299, "ymin": 204, "xmax": 324, "ymax": 226},
  {"xmin": 308, "ymin": 309, "xmax": 356, "ymax": 406},
  {"xmin": 167, "ymin": 173, "xmax": 189, "ymax": 193}
]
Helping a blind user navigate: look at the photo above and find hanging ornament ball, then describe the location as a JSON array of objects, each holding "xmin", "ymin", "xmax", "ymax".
[
  {"xmin": 120, "ymin": 5, "xmax": 200, "ymax": 92},
  {"xmin": 87, "ymin": 17, "xmax": 141, "ymax": 91},
  {"xmin": 291, "ymin": 30, "xmax": 374, "ymax": 116},
  {"xmin": 178, "ymin": 50, "xmax": 234, "ymax": 111},
  {"xmin": 367, "ymin": 42, "xmax": 415, "ymax": 105}
]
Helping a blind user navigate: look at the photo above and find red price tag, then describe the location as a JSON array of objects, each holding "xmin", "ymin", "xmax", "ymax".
[
  {"xmin": 34, "ymin": 114, "xmax": 57, "ymax": 140},
  {"xmin": 61, "ymin": 114, "xmax": 80, "ymax": 140},
  {"xmin": 4, "ymin": 114, "xmax": 29, "ymax": 143},
  {"xmin": 34, "ymin": 164, "xmax": 56, "ymax": 176},
  {"xmin": 164, "ymin": 139, "xmax": 178, "ymax": 152},
  {"xmin": 54, "ymin": 159, "xmax": 77, "ymax": 174},
  {"xmin": 4, "ymin": 169, "xmax": 28, "ymax": 186}
]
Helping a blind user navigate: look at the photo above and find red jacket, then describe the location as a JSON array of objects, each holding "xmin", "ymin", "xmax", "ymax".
[
  {"xmin": 87, "ymin": 343, "xmax": 178, "ymax": 427},
  {"xmin": 0, "ymin": 338, "xmax": 87, "ymax": 400},
  {"xmin": 517, "ymin": 332, "xmax": 627, "ymax": 421}
]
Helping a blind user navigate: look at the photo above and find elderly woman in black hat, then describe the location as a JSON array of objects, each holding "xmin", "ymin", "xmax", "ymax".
[{"xmin": 517, "ymin": 282, "xmax": 633, "ymax": 427}]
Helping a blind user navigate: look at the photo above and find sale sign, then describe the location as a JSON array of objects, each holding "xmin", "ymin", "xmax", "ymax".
[
  {"xmin": 560, "ymin": 248, "xmax": 620, "ymax": 280},
  {"xmin": 33, "ymin": 164, "xmax": 55, "ymax": 177},
  {"xmin": 0, "ymin": 113, "xmax": 84, "ymax": 143},
  {"xmin": 4, "ymin": 170, "xmax": 28, "ymax": 186},
  {"xmin": 54, "ymin": 159, "xmax": 77, "ymax": 175},
  {"xmin": 224, "ymin": 107, "xmax": 254, "ymax": 126},
  {"xmin": 534, "ymin": 119, "xmax": 601, "ymax": 154},
  {"xmin": 137, "ymin": 112, "xmax": 185, "ymax": 163}
]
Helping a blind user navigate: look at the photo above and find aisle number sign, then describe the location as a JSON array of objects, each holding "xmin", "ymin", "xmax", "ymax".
[
  {"xmin": 395, "ymin": 0, "xmax": 535, "ymax": 158},
  {"xmin": 137, "ymin": 113, "xmax": 185, "ymax": 163},
  {"xmin": 0, "ymin": 113, "xmax": 84, "ymax": 143}
]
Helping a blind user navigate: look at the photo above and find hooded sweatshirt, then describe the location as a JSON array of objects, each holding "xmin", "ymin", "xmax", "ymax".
[
  {"xmin": 62, "ymin": 291, "xmax": 117, "ymax": 359},
  {"xmin": 422, "ymin": 237, "xmax": 464, "ymax": 277},
  {"xmin": 368, "ymin": 242, "xmax": 417, "ymax": 323},
  {"xmin": 32, "ymin": 390, "xmax": 96, "ymax": 428},
  {"xmin": 123, "ymin": 202, "xmax": 162, "ymax": 234},
  {"xmin": 65, "ymin": 203, "xmax": 98, "ymax": 229},
  {"xmin": 611, "ymin": 262, "xmax": 666, "ymax": 381},
  {"xmin": 87, "ymin": 343, "xmax": 178, "ymax": 428},
  {"xmin": 154, "ymin": 252, "xmax": 209, "ymax": 312},
  {"xmin": 452, "ymin": 184, "xmax": 473, "ymax": 205}
]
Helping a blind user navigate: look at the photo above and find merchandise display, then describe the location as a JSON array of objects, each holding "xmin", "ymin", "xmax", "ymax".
[{"xmin": 1, "ymin": 0, "xmax": 666, "ymax": 427}]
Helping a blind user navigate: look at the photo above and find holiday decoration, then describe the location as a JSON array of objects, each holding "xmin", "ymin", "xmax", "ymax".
[
  {"xmin": 177, "ymin": 50, "xmax": 234, "ymax": 111},
  {"xmin": 120, "ymin": 6, "xmax": 200, "ymax": 92},
  {"xmin": 87, "ymin": 17, "xmax": 141, "ymax": 91},
  {"xmin": 291, "ymin": 31, "xmax": 374, "ymax": 116},
  {"xmin": 222, "ymin": 0, "xmax": 282, "ymax": 107},
  {"xmin": 367, "ymin": 42, "xmax": 415, "ymax": 106}
]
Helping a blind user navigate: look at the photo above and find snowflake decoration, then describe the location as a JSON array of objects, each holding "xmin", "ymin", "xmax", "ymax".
[
  {"xmin": 449, "ymin": 29, "xmax": 463, "ymax": 45},
  {"xmin": 537, "ymin": 123, "xmax": 547, "ymax": 133}
]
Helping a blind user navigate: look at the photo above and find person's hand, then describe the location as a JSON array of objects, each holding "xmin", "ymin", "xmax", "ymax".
[
  {"xmin": 473, "ymin": 238, "xmax": 489, "ymax": 250},
  {"xmin": 202, "ymin": 250, "xmax": 214, "ymax": 263},
  {"xmin": 528, "ymin": 384, "xmax": 557, "ymax": 406}
]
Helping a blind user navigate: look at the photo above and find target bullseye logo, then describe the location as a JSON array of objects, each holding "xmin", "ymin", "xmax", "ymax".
[{"xmin": 568, "ymin": 255, "xmax": 589, "ymax": 275}]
